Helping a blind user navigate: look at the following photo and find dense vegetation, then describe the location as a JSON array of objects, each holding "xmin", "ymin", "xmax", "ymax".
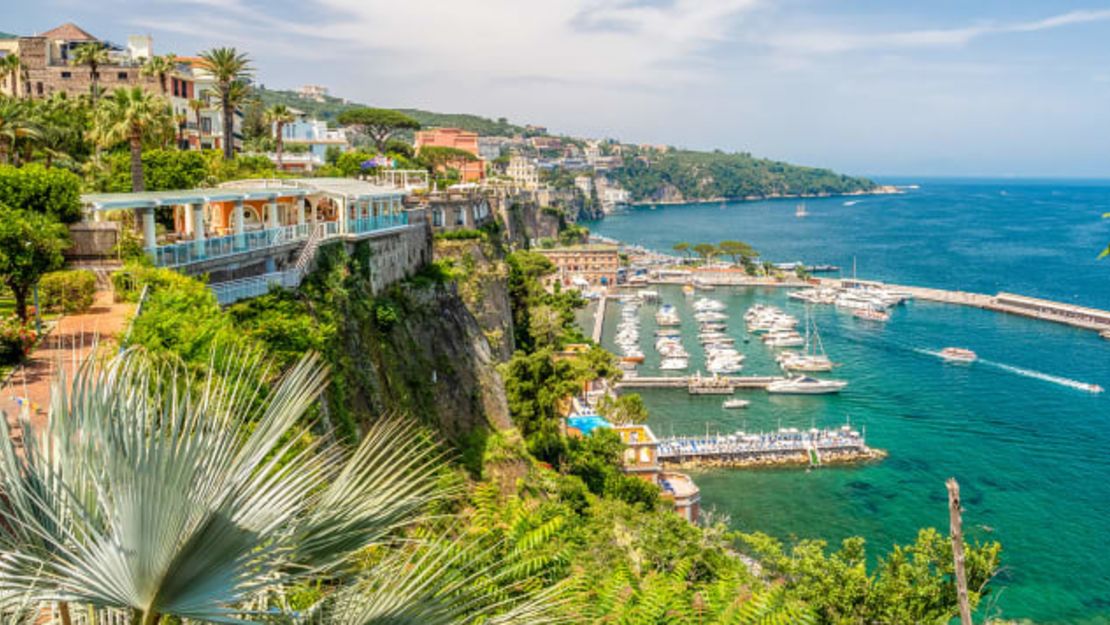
[{"xmin": 610, "ymin": 148, "xmax": 877, "ymax": 202}]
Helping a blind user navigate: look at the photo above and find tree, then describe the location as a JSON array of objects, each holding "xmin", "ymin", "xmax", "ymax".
[
  {"xmin": 93, "ymin": 87, "xmax": 173, "ymax": 193},
  {"xmin": 186, "ymin": 97, "xmax": 205, "ymax": 149},
  {"xmin": 672, "ymin": 241, "xmax": 691, "ymax": 261},
  {"xmin": 596, "ymin": 392, "xmax": 648, "ymax": 425},
  {"xmin": 0, "ymin": 97, "xmax": 40, "ymax": 165},
  {"xmin": 0, "ymin": 348, "xmax": 562, "ymax": 624},
  {"xmin": 0, "ymin": 55, "xmax": 20, "ymax": 98},
  {"xmin": 692, "ymin": 242, "xmax": 717, "ymax": 263},
  {"xmin": 0, "ymin": 206, "xmax": 68, "ymax": 321},
  {"xmin": 418, "ymin": 145, "xmax": 478, "ymax": 175},
  {"xmin": 70, "ymin": 42, "xmax": 110, "ymax": 104},
  {"xmin": 199, "ymin": 47, "xmax": 252, "ymax": 160},
  {"xmin": 0, "ymin": 163, "xmax": 83, "ymax": 223},
  {"xmin": 717, "ymin": 239, "xmax": 757, "ymax": 265},
  {"xmin": 337, "ymin": 107, "xmax": 421, "ymax": 152},
  {"xmin": 263, "ymin": 103, "xmax": 296, "ymax": 170},
  {"xmin": 140, "ymin": 53, "xmax": 177, "ymax": 96}
]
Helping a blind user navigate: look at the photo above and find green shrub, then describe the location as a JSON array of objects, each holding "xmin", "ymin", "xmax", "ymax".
[
  {"xmin": 435, "ymin": 228, "xmax": 484, "ymax": 241},
  {"xmin": 39, "ymin": 270, "xmax": 97, "ymax": 314}
]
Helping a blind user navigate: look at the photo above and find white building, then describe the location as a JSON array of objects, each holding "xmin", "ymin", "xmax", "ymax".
[
  {"xmin": 507, "ymin": 155, "xmax": 540, "ymax": 189},
  {"xmin": 574, "ymin": 175, "xmax": 593, "ymax": 195},
  {"xmin": 298, "ymin": 84, "xmax": 329, "ymax": 101},
  {"xmin": 273, "ymin": 110, "xmax": 349, "ymax": 171}
]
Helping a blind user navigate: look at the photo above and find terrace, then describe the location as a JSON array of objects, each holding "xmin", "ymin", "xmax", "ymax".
[{"xmin": 81, "ymin": 178, "xmax": 410, "ymax": 270}]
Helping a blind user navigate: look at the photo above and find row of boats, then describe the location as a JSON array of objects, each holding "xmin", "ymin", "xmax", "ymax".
[{"xmin": 788, "ymin": 284, "xmax": 914, "ymax": 322}]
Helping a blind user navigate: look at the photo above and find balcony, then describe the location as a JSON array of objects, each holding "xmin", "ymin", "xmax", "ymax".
[{"xmin": 152, "ymin": 223, "xmax": 312, "ymax": 268}]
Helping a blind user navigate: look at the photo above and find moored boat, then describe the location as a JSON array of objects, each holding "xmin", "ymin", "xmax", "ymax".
[
  {"xmin": 767, "ymin": 376, "xmax": 847, "ymax": 394},
  {"xmin": 722, "ymin": 399, "xmax": 750, "ymax": 409}
]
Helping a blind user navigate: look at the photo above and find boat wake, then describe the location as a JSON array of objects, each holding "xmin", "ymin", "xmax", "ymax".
[
  {"xmin": 913, "ymin": 349, "xmax": 1103, "ymax": 393},
  {"xmin": 978, "ymin": 359, "xmax": 1104, "ymax": 394}
]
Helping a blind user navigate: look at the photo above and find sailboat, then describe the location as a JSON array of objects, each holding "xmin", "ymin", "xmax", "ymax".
[
  {"xmin": 777, "ymin": 307, "xmax": 834, "ymax": 372},
  {"xmin": 795, "ymin": 202, "xmax": 809, "ymax": 218}
]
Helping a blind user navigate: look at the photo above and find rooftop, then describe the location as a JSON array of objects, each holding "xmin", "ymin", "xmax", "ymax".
[
  {"xmin": 81, "ymin": 178, "xmax": 406, "ymax": 211},
  {"xmin": 538, "ymin": 244, "xmax": 620, "ymax": 253},
  {"xmin": 39, "ymin": 22, "xmax": 98, "ymax": 42}
]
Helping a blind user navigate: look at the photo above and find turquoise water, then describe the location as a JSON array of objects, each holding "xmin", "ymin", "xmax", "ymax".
[{"xmin": 584, "ymin": 179, "xmax": 1110, "ymax": 624}]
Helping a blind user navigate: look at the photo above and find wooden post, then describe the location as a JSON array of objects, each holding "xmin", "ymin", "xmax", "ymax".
[{"xmin": 947, "ymin": 478, "xmax": 972, "ymax": 625}]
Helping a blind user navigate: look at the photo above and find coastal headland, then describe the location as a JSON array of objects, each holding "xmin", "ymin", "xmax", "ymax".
[{"xmin": 627, "ymin": 185, "xmax": 902, "ymax": 208}]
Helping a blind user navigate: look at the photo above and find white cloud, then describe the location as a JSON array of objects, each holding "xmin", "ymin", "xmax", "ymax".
[{"xmin": 764, "ymin": 8, "xmax": 1110, "ymax": 55}]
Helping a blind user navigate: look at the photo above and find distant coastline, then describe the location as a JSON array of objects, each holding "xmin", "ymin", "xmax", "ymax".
[{"xmin": 625, "ymin": 185, "xmax": 902, "ymax": 208}]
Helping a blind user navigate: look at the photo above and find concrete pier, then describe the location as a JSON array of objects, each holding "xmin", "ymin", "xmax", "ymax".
[{"xmin": 592, "ymin": 295, "xmax": 607, "ymax": 343}]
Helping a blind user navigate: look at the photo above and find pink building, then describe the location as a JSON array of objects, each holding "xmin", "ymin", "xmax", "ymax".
[{"xmin": 414, "ymin": 128, "xmax": 486, "ymax": 182}]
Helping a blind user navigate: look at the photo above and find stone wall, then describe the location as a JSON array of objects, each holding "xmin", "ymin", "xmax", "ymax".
[
  {"xmin": 65, "ymin": 222, "xmax": 119, "ymax": 260},
  {"xmin": 348, "ymin": 224, "xmax": 432, "ymax": 294}
]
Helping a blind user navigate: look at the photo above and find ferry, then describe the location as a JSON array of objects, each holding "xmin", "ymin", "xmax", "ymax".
[
  {"xmin": 767, "ymin": 376, "xmax": 848, "ymax": 395},
  {"xmin": 939, "ymin": 347, "xmax": 977, "ymax": 363},
  {"xmin": 722, "ymin": 399, "xmax": 750, "ymax": 409}
]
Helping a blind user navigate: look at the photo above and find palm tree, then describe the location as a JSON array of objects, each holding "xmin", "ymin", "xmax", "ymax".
[
  {"xmin": 92, "ymin": 87, "xmax": 172, "ymax": 192},
  {"xmin": 0, "ymin": 349, "xmax": 565, "ymax": 624},
  {"xmin": 0, "ymin": 55, "xmax": 20, "ymax": 98},
  {"xmin": 0, "ymin": 97, "xmax": 40, "ymax": 166},
  {"xmin": 140, "ymin": 53, "xmax": 177, "ymax": 96},
  {"xmin": 263, "ymin": 103, "xmax": 295, "ymax": 170},
  {"xmin": 186, "ymin": 97, "xmax": 206, "ymax": 150},
  {"xmin": 70, "ymin": 42, "xmax": 110, "ymax": 104},
  {"xmin": 198, "ymin": 47, "xmax": 252, "ymax": 160}
]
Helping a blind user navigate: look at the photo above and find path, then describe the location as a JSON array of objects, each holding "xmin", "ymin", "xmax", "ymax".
[
  {"xmin": 2, "ymin": 290, "xmax": 134, "ymax": 440},
  {"xmin": 592, "ymin": 294, "xmax": 607, "ymax": 343}
]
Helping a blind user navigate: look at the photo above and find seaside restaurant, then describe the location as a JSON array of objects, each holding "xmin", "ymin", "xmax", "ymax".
[{"xmin": 80, "ymin": 178, "xmax": 410, "ymax": 270}]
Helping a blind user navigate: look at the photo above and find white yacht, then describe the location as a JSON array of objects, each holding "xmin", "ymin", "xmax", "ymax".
[
  {"xmin": 659, "ymin": 357, "xmax": 689, "ymax": 371},
  {"xmin": 778, "ymin": 308, "xmax": 835, "ymax": 372},
  {"xmin": 767, "ymin": 376, "xmax": 847, "ymax": 394}
]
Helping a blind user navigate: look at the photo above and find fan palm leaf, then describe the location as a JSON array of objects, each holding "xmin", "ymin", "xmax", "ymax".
[{"xmin": 0, "ymin": 348, "xmax": 448, "ymax": 623}]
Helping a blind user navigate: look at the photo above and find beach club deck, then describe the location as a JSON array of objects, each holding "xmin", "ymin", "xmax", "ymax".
[{"xmin": 81, "ymin": 178, "xmax": 428, "ymax": 304}]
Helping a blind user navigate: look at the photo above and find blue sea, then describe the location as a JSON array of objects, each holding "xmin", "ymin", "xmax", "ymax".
[{"xmin": 583, "ymin": 179, "xmax": 1110, "ymax": 624}]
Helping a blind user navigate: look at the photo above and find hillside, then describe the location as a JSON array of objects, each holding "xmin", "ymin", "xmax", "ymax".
[{"xmin": 253, "ymin": 87, "xmax": 877, "ymax": 199}]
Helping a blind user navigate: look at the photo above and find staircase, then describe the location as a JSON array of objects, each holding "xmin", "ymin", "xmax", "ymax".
[
  {"xmin": 209, "ymin": 223, "xmax": 328, "ymax": 306},
  {"xmin": 292, "ymin": 223, "xmax": 326, "ymax": 279}
]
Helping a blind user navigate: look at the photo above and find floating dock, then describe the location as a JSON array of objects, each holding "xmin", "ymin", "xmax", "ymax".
[
  {"xmin": 616, "ymin": 375, "xmax": 784, "ymax": 390},
  {"xmin": 657, "ymin": 426, "xmax": 884, "ymax": 468}
]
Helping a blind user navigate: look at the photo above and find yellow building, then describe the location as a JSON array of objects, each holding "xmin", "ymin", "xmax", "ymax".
[
  {"xmin": 538, "ymin": 244, "xmax": 619, "ymax": 288},
  {"xmin": 614, "ymin": 424, "xmax": 700, "ymax": 523}
]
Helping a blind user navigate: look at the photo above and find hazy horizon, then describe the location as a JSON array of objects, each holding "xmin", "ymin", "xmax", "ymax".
[{"xmin": 9, "ymin": 0, "xmax": 1110, "ymax": 178}]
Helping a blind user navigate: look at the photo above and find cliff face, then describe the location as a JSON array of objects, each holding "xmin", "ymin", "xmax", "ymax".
[
  {"xmin": 306, "ymin": 244, "xmax": 510, "ymax": 447},
  {"xmin": 434, "ymin": 238, "xmax": 515, "ymax": 361}
]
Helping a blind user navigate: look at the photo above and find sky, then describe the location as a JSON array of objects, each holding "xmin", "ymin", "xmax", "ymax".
[{"xmin": 7, "ymin": 0, "xmax": 1110, "ymax": 177}]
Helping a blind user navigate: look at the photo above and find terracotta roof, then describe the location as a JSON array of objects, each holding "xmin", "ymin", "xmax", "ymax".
[{"xmin": 39, "ymin": 22, "xmax": 98, "ymax": 42}]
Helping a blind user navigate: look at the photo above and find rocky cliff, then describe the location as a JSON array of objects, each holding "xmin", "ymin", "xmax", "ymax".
[
  {"xmin": 434, "ymin": 238, "xmax": 515, "ymax": 360},
  {"xmin": 303, "ymin": 243, "xmax": 511, "ymax": 448}
]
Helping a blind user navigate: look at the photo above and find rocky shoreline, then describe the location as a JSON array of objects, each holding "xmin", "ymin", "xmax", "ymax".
[{"xmin": 661, "ymin": 447, "xmax": 888, "ymax": 470}]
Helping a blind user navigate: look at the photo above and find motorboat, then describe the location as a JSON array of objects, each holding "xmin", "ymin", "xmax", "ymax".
[
  {"xmin": 682, "ymin": 284, "xmax": 696, "ymax": 297},
  {"xmin": 655, "ymin": 304, "xmax": 681, "ymax": 327},
  {"xmin": 939, "ymin": 347, "xmax": 977, "ymax": 363},
  {"xmin": 660, "ymin": 357, "xmax": 689, "ymax": 371},
  {"xmin": 764, "ymin": 334, "xmax": 805, "ymax": 348},
  {"xmin": 655, "ymin": 328, "xmax": 682, "ymax": 337},
  {"xmin": 853, "ymin": 307, "xmax": 890, "ymax": 322},
  {"xmin": 722, "ymin": 399, "xmax": 750, "ymax": 409},
  {"xmin": 694, "ymin": 311, "xmax": 728, "ymax": 322},
  {"xmin": 767, "ymin": 376, "xmax": 847, "ymax": 394},
  {"xmin": 693, "ymin": 298, "xmax": 726, "ymax": 312}
]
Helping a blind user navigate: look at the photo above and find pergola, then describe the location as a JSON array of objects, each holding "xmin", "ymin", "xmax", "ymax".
[{"xmin": 80, "ymin": 178, "xmax": 409, "ymax": 268}]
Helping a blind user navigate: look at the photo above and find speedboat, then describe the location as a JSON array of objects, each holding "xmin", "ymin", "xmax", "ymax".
[
  {"xmin": 939, "ymin": 347, "xmax": 977, "ymax": 363},
  {"xmin": 722, "ymin": 399, "xmax": 750, "ymax": 409},
  {"xmin": 767, "ymin": 376, "xmax": 847, "ymax": 394}
]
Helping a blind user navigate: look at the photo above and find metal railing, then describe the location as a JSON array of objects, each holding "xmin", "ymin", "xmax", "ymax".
[
  {"xmin": 152, "ymin": 224, "xmax": 312, "ymax": 268},
  {"xmin": 210, "ymin": 271, "xmax": 301, "ymax": 306},
  {"xmin": 348, "ymin": 213, "xmax": 408, "ymax": 235}
]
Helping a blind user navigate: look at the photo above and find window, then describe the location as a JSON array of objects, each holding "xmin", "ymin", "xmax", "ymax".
[
  {"xmin": 200, "ymin": 118, "xmax": 212, "ymax": 134},
  {"xmin": 36, "ymin": 82, "xmax": 43, "ymax": 95},
  {"xmin": 60, "ymin": 71, "xmax": 71, "ymax": 79},
  {"xmin": 117, "ymin": 72, "xmax": 128, "ymax": 80}
]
